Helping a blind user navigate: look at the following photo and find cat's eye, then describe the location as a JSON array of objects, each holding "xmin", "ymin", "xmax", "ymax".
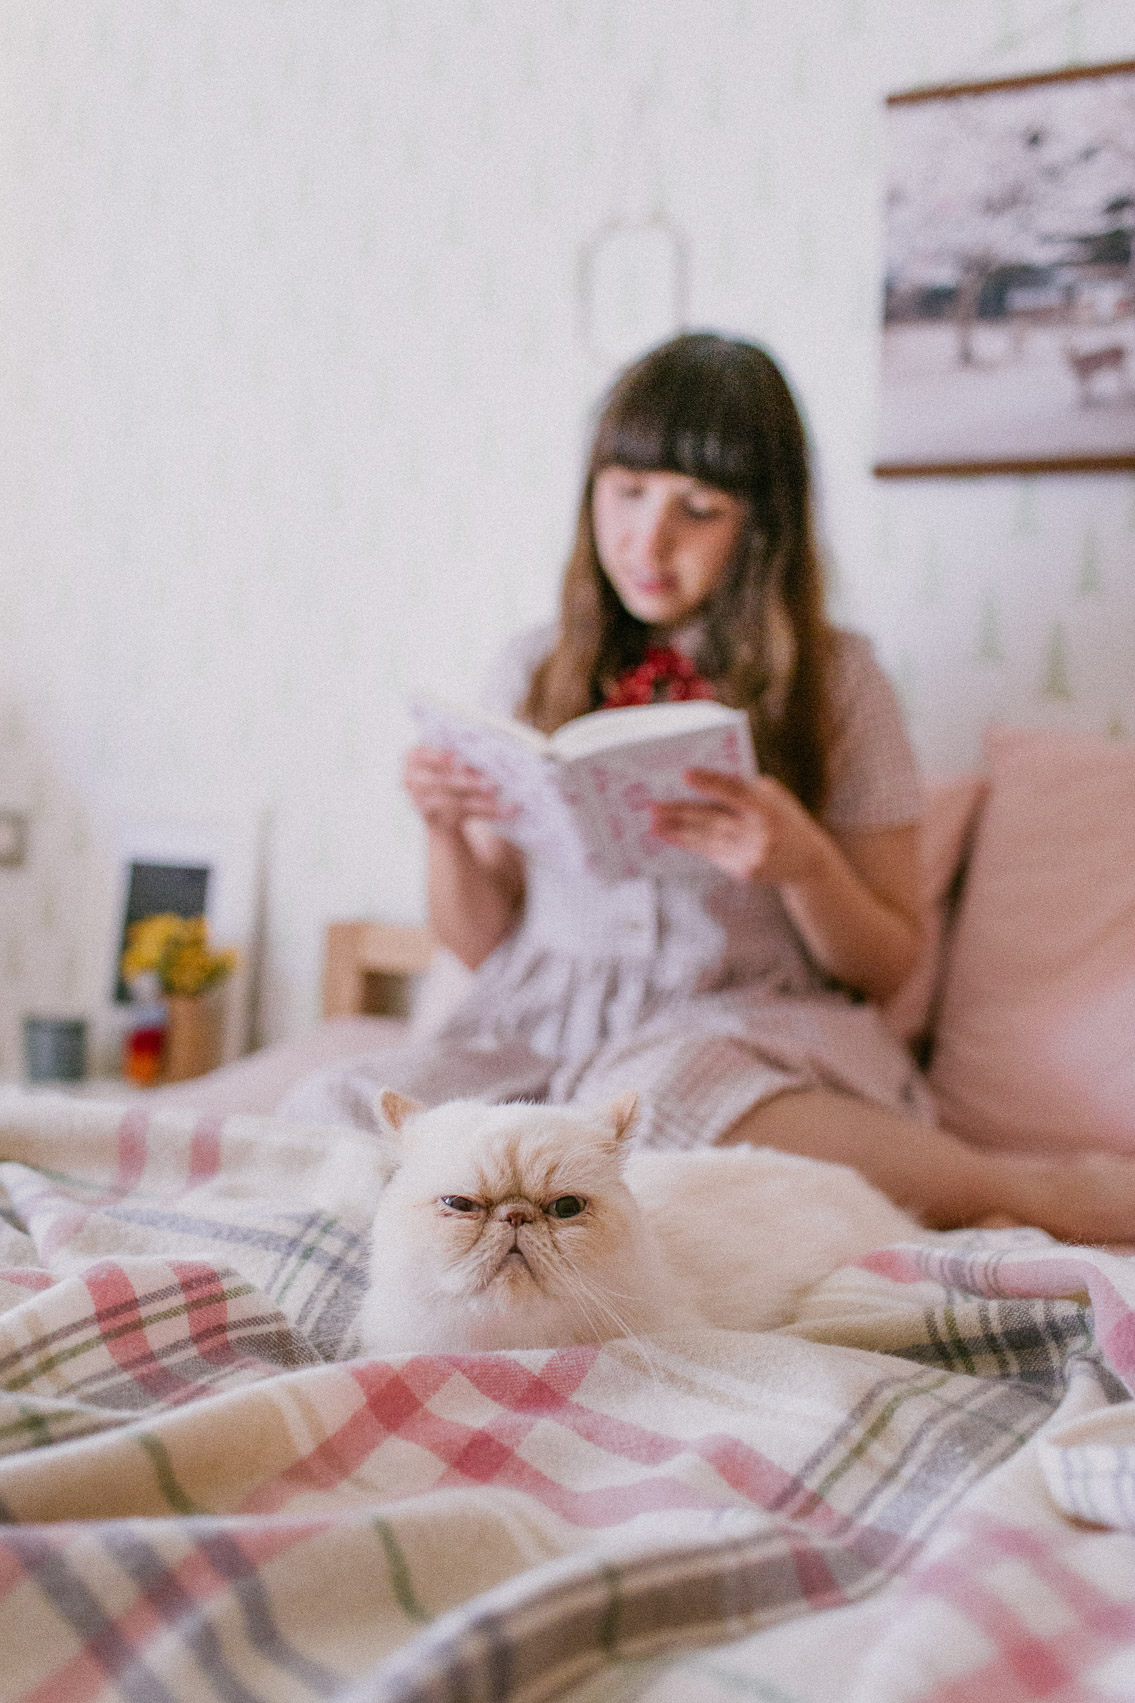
[
  {"xmin": 439, "ymin": 1196, "xmax": 481, "ymax": 1213},
  {"xmin": 547, "ymin": 1195, "xmax": 586, "ymax": 1219}
]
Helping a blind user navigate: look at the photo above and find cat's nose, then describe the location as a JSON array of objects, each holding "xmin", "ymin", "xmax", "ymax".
[{"xmin": 498, "ymin": 1203, "xmax": 535, "ymax": 1227}]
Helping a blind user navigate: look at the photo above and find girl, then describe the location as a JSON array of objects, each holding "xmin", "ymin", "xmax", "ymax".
[{"xmin": 283, "ymin": 333, "xmax": 1135, "ymax": 1241}]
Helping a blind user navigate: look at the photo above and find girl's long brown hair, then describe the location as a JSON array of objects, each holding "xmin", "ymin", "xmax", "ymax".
[{"xmin": 522, "ymin": 333, "xmax": 834, "ymax": 814}]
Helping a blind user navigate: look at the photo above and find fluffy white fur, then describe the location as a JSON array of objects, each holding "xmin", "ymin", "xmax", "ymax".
[{"xmin": 356, "ymin": 1091, "xmax": 922, "ymax": 1355}]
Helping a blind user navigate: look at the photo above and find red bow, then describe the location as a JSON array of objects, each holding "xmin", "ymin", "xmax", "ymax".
[{"xmin": 602, "ymin": 646, "xmax": 716, "ymax": 708}]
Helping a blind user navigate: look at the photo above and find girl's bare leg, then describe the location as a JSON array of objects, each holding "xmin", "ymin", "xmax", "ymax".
[{"xmin": 721, "ymin": 1087, "xmax": 1135, "ymax": 1243}]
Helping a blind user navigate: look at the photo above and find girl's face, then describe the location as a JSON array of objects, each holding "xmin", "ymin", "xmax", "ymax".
[{"xmin": 591, "ymin": 467, "xmax": 748, "ymax": 629}]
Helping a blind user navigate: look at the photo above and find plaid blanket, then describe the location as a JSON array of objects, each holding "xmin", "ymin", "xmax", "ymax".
[{"xmin": 1, "ymin": 1093, "xmax": 1134, "ymax": 1703}]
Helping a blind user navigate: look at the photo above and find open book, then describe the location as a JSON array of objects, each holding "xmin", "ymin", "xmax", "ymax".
[{"xmin": 411, "ymin": 694, "xmax": 757, "ymax": 883}]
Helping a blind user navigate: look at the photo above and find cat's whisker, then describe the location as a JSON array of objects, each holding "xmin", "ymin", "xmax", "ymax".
[
  {"xmin": 532, "ymin": 1233, "xmax": 642, "ymax": 1311},
  {"xmin": 555, "ymin": 1253, "xmax": 665, "ymax": 1384},
  {"xmin": 526, "ymin": 1242, "xmax": 612, "ymax": 1332},
  {"xmin": 556, "ymin": 1260, "xmax": 627, "ymax": 1328}
]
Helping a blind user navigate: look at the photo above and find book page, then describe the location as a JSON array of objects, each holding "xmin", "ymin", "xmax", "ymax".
[
  {"xmin": 558, "ymin": 715, "xmax": 756, "ymax": 882},
  {"xmin": 410, "ymin": 694, "xmax": 549, "ymax": 755},
  {"xmin": 549, "ymin": 698, "xmax": 744, "ymax": 760},
  {"xmin": 409, "ymin": 698, "xmax": 585, "ymax": 866}
]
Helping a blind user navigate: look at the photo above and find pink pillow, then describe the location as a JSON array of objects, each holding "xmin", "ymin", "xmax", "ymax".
[
  {"xmin": 928, "ymin": 726, "xmax": 1135, "ymax": 1154},
  {"xmin": 882, "ymin": 774, "xmax": 987, "ymax": 1047}
]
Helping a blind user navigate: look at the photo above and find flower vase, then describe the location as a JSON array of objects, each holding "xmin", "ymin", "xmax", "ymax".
[{"xmin": 162, "ymin": 989, "xmax": 225, "ymax": 1083}]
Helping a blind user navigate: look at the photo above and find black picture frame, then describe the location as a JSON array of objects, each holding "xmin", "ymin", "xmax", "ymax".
[
  {"xmin": 875, "ymin": 59, "xmax": 1135, "ymax": 477},
  {"xmin": 114, "ymin": 861, "xmax": 211, "ymax": 1002}
]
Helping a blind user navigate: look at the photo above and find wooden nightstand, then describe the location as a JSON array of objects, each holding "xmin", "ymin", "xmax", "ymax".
[{"xmin": 322, "ymin": 921, "xmax": 437, "ymax": 1019}]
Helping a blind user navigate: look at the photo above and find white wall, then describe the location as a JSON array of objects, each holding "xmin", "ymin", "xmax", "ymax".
[{"xmin": 1, "ymin": 0, "xmax": 1132, "ymax": 1067}]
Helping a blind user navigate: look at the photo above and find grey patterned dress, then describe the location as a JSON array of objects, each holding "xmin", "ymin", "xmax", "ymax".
[{"xmin": 281, "ymin": 625, "xmax": 936, "ymax": 1144}]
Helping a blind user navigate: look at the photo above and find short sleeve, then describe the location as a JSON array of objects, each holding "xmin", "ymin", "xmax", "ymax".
[
  {"xmin": 478, "ymin": 622, "xmax": 558, "ymax": 719},
  {"xmin": 822, "ymin": 631, "xmax": 924, "ymax": 830}
]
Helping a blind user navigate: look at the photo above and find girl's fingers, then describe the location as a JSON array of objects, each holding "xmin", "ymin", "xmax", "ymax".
[
  {"xmin": 651, "ymin": 795, "xmax": 771, "ymax": 879},
  {"xmin": 406, "ymin": 762, "xmax": 504, "ymax": 825},
  {"xmin": 683, "ymin": 767, "xmax": 764, "ymax": 802},
  {"xmin": 428, "ymin": 792, "xmax": 501, "ymax": 819},
  {"xmin": 652, "ymin": 806, "xmax": 750, "ymax": 847},
  {"xmin": 410, "ymin": 757, "xmax": 488, "ymax": 788},
  {"xmin": 411, "ymin": 767, "xmax": 495, "ymax": 797},
  {"xmin": 654, "ymin": 826, "xmax": 734, "ymax": 856},
  {"xmin": 653, "ymin": 798, "xmax": 760, "ymax": 837},
  {"xmin": 418, "ymin": 795, "xmax": 498, "ymax": 821},
  {"xmin": 408, "ymin": 746, "xmax": 494, "ymax": 783},
  {"xmin": 652, "ymin": 802, "xmax": 732, "ymax": 826}
]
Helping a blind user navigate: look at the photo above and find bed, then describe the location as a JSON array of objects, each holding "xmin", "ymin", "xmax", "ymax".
[{"xmin": 2, "ymin": 723, "xmax": 1134, "ymax": 1701}]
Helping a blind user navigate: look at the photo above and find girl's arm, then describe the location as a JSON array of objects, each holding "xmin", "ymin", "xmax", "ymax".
[
  {"xmin": 780, "ymin": 819, "xmax": 921, "ymax": 1002},
  {"xmin": 406, "ymin": 746, "xmax": 526, "ymax": 969},
  {"xmin": 651, "ymin": 770, "xmax": 921, "ymax": 1003}
]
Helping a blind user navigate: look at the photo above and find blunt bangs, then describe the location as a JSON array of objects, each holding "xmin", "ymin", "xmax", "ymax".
[{"xmin": 589, "ymin": 335, "xmax": 781, "ymax": 502}]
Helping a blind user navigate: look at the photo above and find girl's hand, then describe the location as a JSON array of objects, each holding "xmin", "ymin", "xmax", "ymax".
[
  {"xmin": 650, "ymin": 768, "xmax": 828, "ymax": 886},
  {"xmin": 404, "ymin": 745, "xmax": 509, "ymax": 833},
  {"xmin": 653, "ymin": 768, "xmax": 923, "ymax": 1002}
]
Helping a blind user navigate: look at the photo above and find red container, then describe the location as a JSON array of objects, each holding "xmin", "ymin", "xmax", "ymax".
[{"xmin": 123, "ymin": 1009, "xmax": 167, "ymax": 1087}]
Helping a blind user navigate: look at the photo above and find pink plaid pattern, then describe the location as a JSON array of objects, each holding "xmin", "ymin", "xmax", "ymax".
[{"xmin": 0, "ymin": 1099, "xmax": 1133, "ymax": 1702}]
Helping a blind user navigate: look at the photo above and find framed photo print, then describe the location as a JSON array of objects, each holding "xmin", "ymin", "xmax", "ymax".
[
  {"xmin": 107, "ymin": 813, "xmax": 262, "ymax": 1065},
  {"xmin": 875, "ymin": 59, "xmax": 1135, "ymax": 477}
]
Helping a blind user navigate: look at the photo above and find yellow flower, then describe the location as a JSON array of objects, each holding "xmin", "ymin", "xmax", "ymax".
[
  {"xmin": 121, "ymin": 914, "xmax": 239, "ymax": 998},
  {"xmin": 121, "ymin": 914, "xmax": 185, "ymax": 981}
]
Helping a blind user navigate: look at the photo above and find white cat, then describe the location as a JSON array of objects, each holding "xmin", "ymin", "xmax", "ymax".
[{"xmin": 355, "ymin": 1090, "xmax": 922, "ymax": 1356}]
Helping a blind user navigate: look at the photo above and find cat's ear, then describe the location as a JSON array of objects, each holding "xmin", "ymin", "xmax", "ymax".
[
  {"xmin": 375, "ymin": 1089, "xmax": 423, "ymax": 1135},
  {"xmin": 605, "ymin": 1091, "xmax": 639, "ymax": 1146}
]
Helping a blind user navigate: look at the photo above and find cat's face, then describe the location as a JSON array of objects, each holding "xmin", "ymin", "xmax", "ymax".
[{"xmin": 367, "ymin": 1092, "xmax": 647, "ymax": 1346}]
